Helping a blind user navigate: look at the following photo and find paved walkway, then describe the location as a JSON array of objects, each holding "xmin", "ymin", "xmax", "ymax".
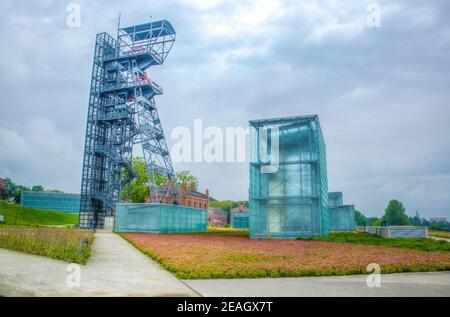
[
  {"xmin": 430, "ymin": 236, "xmax": 450, "ymax": 242},
  {"xmin": 183, "ymin": 272, "xmax": 450, "ymax": 297},
  {"xmin": 0, "ymin": 233, "xmax": 198, "ymax": 297}
]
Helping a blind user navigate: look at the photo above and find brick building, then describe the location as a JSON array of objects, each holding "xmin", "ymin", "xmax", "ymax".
[
  {"xmin": 208, "ymin": 207, "xmax": 227, "ymax": 227},
  {"xmin": 148, "ymin": 183, "xmax": 210, "ymax": 210},
  {"xmin": 0, "ymin": 178, "xmax": 7, "ymax": 201},
  {"xmin": 183, "ymin": 188, "xmax": 209, "ymax": 209}
]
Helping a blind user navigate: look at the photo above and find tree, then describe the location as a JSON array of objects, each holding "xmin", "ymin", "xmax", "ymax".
[
  {"xmin": 5, "ymin": 178, "xmax": 30, "ymax": 204},
  {"xmin": 120, "ymin": 157, "xmax": 200, "ymax": 203},
  {"xmin": 31, "ymin": 185, "xmax": 45, "ymax": 192},
  {"xmin": 355, "ymin": 210, "xmax": 367, "ymax": 226},
  {"xmin": 408, "ymin": 211, "xmax": 421, "ymax": 226},
  {"xmin": 382, "ymin": 200, "xmax": 408, "ymax": 225},
  {"xmin": 125, "ymin": 157, "xmax": 149, "ymax": 203},
  {"xmin": 121, "ymin": 157, "xmax": 149, "ymax": 203},
  {"xmin": 48, "ymin": 189, "xmax": 63, "ymax": 193},
  {"xmin": 175, "ymin": 170, "xmax": 198, "ymax": 191},
  {"xmin": 209, "ymin": 200, "xmax": 249, "ymax": 210},
  {"xmin": 372, "ymin": 218, "xmax": 382, "ymax": 226}
]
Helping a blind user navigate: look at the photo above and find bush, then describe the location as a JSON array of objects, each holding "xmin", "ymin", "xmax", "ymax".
[{"xmin": 430, "ymin": 226, "xmax": 450, "ymax": 232}]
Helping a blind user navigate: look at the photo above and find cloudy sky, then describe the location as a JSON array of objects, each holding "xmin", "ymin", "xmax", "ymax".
[{"xmin": 0, "ymin": 0, "xmax": 449, "ymax": 218}]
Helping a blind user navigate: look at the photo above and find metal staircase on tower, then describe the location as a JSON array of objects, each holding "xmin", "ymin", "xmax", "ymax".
[{"xmin": 79, "ymin": 19, "xmax": 179, "ymax": 229}]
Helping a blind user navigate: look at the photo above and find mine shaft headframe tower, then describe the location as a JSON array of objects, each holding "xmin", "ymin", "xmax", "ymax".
[{"xmin": 79, "ymin": 19, "xmax": 178, "ymax": 229}]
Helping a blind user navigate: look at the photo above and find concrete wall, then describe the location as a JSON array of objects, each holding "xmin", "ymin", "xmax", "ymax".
[{"xmin": 361, "ymin": 226, "xmax": 428, "ymax": 238}]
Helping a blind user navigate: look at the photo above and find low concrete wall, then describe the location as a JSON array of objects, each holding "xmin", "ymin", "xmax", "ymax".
[
  {"xmin": 360, "ymin": 226, "xmax": 381, "ymax": 234},
  {"xmin": 361, "ymin": 226, "xmax": 428, "ymax": 238},
  {"xmin": 385, "ymin": 226, "xmax": 428, "ymax": 238}
]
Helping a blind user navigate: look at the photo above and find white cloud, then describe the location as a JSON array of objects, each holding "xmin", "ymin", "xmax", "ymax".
[
  {"xmin": 200, "ymin": 0, "xmax": 285, "ymax": 39},
  {"xmin": 0, "ymin": 0, "xmax": 449, "ymax": 218},
  {"xmin": 0, "ymin": 118, "xmax": 81, "ymax": 191}
]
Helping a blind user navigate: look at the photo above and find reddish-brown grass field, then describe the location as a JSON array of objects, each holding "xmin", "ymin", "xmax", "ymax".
[{"xmin": 122, "ymin": 233, "xmax": 450, "ymax": 279}]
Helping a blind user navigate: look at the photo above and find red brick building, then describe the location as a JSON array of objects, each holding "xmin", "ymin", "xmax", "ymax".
[
  {"xmin": 0, "ymin": 178, "xmax": 7, "ymax": 201},
  {"xmin": 147, "ymin": 183, "xmax": 210, "ymax": 210},
  {"xmin": 208, "ymin": 207, "xmax": 227, "ymax": 227},
  {"xmin": 183, "ymin": 189, "xmax": 209, "ymax": 209}
]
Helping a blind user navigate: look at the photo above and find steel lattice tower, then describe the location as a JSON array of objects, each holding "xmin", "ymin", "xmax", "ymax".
[{"xmin": 79, "ymin": 20, "xmax": 178, "ymax": 229}]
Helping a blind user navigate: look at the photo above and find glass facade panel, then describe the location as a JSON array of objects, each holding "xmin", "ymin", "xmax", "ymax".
[
  {"xmin": 328, "ymin": 192, "xmax": 343, "ymax": 208},
  {"xmin": 20, "ymin": 191, "xmax": 80, "ymax": 214},
  {"xmin": 329, "ymin": 205, "xmax": 356, "ymax": 231},
  {"xmin": 249, "ymin": 115, "xmax": 329, "ymax": 239},
  {"xmin": 115, "ymin": 203, "xmax": 207, "ymax": 233},
  {"xmin": 232, "ymin": 213, "xmax": 249, "ymax": 229}
]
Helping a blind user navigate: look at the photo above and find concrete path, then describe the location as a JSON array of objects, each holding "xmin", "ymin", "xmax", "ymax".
[
  {"xmin": 430, "ymin": 236, "xmax": 450, "ymax": 242},
  {"xmin": 183, "ymin": 272, "xmax": 450, "ymax": 297},
  {"xmin": 0, "ymin": 233, "xmax": 198, "ymax": 297}
]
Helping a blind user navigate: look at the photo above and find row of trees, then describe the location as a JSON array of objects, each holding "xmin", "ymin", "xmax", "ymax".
[
  {"xmin": 356, "ymin": 200, "xmax": 409, "ymax": 226},
  {"xmin": 2, "ymin": 179, "xmax": 61, "ymax": 204},
  {"xmin": 356, "ymin": 199, "xmax": 450, "ymax": 229}
]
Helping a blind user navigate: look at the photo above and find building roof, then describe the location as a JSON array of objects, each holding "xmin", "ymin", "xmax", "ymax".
[
  {"xmin": 21, "ymin": 191, "xmax": 79, "ymax": 197},
  {"xmin": 231, "ymin": 205, "xmax": 249, "ymax": 213},
  {"xmin": 249, "ymin": 115, "xmax": 319, "ymax": 126},
  {"xmin": 121, "ymin": 20, "xmax": 176, "ymax": 39},
  {"xmin": 329, "ymin": 205, "xmax": 355, "ymax": 210},
  {"xmin": 187, "ymin": 190, "xmax": 208, "ymax": 199},
  {"xmin": 209, "ymin": 207, "xmax": 226, "ymax": 215}
]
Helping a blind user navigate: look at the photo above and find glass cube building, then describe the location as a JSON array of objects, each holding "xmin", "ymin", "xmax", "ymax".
[
  {"xmin": 329, "ymin": 205, "xmax": 356, "ymax": 231},
  {"xmin": 232, "ymin": 212, "xmax": 249, "ymax": 229},
  {"xmin": 20, "ymin": 191, "xmax": 80, "ymax": 214},
  {"xmin": 328, "ymin": 192, "xmax": 343, "ymax": 208},
  {"xmin": 249, "ymin": 115, "xmax": 329, "ymax": 239},
  {"xmin": 115, "ymin": 203, "xmax": 208, "ymax": 233}
]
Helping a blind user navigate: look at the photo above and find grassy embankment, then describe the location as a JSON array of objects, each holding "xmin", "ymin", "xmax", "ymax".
[
  {"xmin": 0, "ymin": 201, "xmax": 92, "ymax": 264},
  {"xmin": 0, "ymin": 201, "xmax": 78, "ymax": 226}
]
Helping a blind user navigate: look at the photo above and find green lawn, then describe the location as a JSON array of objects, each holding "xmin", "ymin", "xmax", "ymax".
[
  {"xmin": 298, "ymin": 232, "xmax": 450, "ymax": 252},
  {"xmin": 0, "ymin": 201, "xmax": 78, "ymax": 226}
]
